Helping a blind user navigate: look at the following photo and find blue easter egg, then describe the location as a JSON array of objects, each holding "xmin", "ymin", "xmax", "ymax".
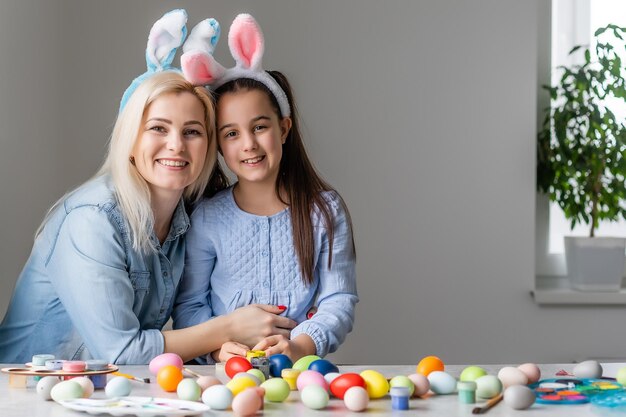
[
  {"xmin": 308, "ymin": 359, "xmax": 339, "ymax": 375},
  {"xmin": 269, "ymin": 354, "xmax": 293, "ymax": 377}
]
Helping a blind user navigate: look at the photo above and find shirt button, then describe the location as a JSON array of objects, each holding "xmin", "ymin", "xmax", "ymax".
[
  {"xmin": 262, "ymin": 223, "xmax": 269, "ymax": 231},
  {"xmin": 263, "ymin": 282, "xmax": 269, "ymax": 288},
  {"xmin": 261, "ymin": 250, "xmax": 268, "ymax": 257},
  {"xmin": 163, "ymin": 271, "xmax": 168, "ymax": 277}
]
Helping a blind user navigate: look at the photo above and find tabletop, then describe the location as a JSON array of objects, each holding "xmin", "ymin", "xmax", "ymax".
[{"xmin": 1, "ymin": 363, "xmax": 624, "ymax": 416}]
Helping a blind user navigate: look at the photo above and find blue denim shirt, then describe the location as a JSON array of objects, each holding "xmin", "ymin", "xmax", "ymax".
[
  {"xmin": 0, "ymin": 175, "xmax": 189, "ymax": 364},
  {"xmin": 173, "ymin": 186, "xmax": 358, "ymax": 359}
]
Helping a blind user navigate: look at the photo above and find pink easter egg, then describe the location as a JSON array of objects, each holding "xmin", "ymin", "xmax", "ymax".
[
  {"xmin": 517, "ymin": 363, "xmax": 541, "ymax": 384},
  {"xmin": 231, "ymin": 387, "xmax": 262, "ymax": 416},
  {"xmin": 197, "ymin": 375, "xmax": 222, "ymax": 391},
  {"xmin": 408, "ymin": 373, "xmax": 431, "ymax": 397},
  {"xmin": 149, "ymin": 353, "xmax": 183, "ymax": 375},
  {"xmin": 297, "ymin": 370, "xmax": 328, "ymax": 392}
]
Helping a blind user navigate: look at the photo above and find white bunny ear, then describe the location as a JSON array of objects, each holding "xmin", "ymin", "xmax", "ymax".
[
  {"xmin": 183, "ymin": 18, "xmax": 220, "ymax": 55},
  {"xmin": 181, "ymin": 18, "xmax": 225, "ymax": 85},
  {"xmin": 228, "ymin": 14, "xmax": 264, "ymax": 70},
  {"xmin": 146, "ymin": 9, "xmax": 188, "ymax": 71}
]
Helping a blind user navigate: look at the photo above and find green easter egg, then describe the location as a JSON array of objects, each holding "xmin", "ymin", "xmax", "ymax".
[
  {"xmin": 247, "ymin": 368, "xmax": 266, "ymax": 383},
  {"xmin": 389, "ymin": 375, "xmax": 415, "ymax": 397},
  {"xmin": 460, "ymin": 366, "xmax": 488, "ymax": 382},
  {"xmin": 617, "ymin": 367, "xmax": 626, "ymax": 385},
  {"xmin": 475, "ymin": 375, "xmax": 502, "ymax": 399},
  {"xmin": 301, "ymin": 385, "xmax": 329, "ymax": 409},
  {"xmin": 293, "ymin": 355, "xmax": 321, "ymax": 372},
  {"xmin": 261, "ymin": 378, "xmax": 290, "ymax": 402},
  {"xmin": 50, "ymin": 380, "xmax": 83, "ymax": 402}
]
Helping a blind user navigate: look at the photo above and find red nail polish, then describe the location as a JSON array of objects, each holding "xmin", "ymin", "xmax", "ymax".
[
  {"xmin": 307, "ymin": 312, "xmax": 314, "ymax": 319},
  {"xmin": 278, "ymin": 305, "xmax": 287, "ymax": 311}
]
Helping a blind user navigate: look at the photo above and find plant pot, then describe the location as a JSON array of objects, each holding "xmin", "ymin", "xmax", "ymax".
[{"xmin": 564, "ymin": 236, "xmax": 626, "ymax": 291}]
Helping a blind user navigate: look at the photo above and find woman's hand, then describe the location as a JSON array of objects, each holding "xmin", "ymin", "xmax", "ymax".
[
  {"xmin": 227, "ymin": 304, "xmax": 297, "ymax": 348},
  {"xmin": 212, "ymin": 341, "xmax": 250, "ymax": 362},
  {"xmin": 252, "ymin": 334, "xmax": 316, "ymax": 362}
]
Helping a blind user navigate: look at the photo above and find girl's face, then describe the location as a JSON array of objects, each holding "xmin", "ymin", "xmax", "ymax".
[
  {"xmin": 217, "ymin": 89, "xmax": 291, "ymax": 187},
  {"xmin": 132, "ymin": 92, "xmax": 208, "ymax": 200}
]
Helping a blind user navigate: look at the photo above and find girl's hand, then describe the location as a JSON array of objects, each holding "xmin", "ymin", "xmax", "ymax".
[
  {"xmin": 227, "ymin": 304, "xmax": 297, "ymax": 347},
  {"xmin": 213, "ymin": 341, "xmax": 249, "ymax": 363},
  {"xmin": 252, "ymin": 334, "xmax": 316, "ymax": 362}
]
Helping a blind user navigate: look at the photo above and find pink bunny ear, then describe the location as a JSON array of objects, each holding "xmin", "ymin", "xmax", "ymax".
[
  {"xmin": 181, "ymin": 51, "xmax": 225, "ymax": 85},
  {"xmin": 228, "ymin": 14, "xmax": 264, "ymax": 70}
]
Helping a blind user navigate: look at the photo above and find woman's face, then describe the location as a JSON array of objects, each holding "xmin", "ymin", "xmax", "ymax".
[
  {"xmin": 132, "ymin": 92, "xmax": 208, "ymax": 200},
  {"xmin": 217, "ymin": 89, "xmax": 291, "ymax": 187}
]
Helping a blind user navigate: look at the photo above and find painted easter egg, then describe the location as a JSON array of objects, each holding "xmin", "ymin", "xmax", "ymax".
[
  {"xmin": 617, "ymin": 367, "xmax": 626, "ymax": 385},
  {"xmin": 301, "ymin": 384, "xmax": 329, "ymax": 409},
  {"xmin": 297, "ymin": 370, "xmax": 328, "ymax": 391},
  {"xmin": 573, "ymin": 360, "xmax": 603, "ymax": 379},
  {"xmin": 475, "ymin": 375, "xmax": 502, "ymax": 399},
  {"xmin": 246, "ymin": 368, "xmax": 266, "ymax": 383},
  {"xmin": 225, "ymin": 356, "xmax": 253, "ymax": 379},
  {"xmin": 177, "ymin": 378, "xmax": 201, "ymax": 401},
  {"xmin": 72, "ymin": 376, "xmax": 94, "ymax": 398},
  {"xmin": 390, "ymin": 375, "xmax": 415, "ymax": 397},
  {"xmin": 360, "ymin": 369, "xmax": 389, "ymax": 399},
  {"xmin": 344, "ymin": 386, "xmax": 369, "ymax": 411},
  {"xmin": 234, "ymin": 372, "xmax": 261, "ymax": 386},
  {"xmin": 497, "ymin": 367, "xmax": 528, "ymax": 388},
  {"xmin": 261, "ymin": 377, "xmax": 290, "ymax": 402},
  {"xmin": 504, "ymin": 385, "xmax": 535, "ymax": 410},
  {"xmin": 324, "ymin": 372, "xmax": 341, "ymax": 385},
  {"xmin": 459, "ymin": 366, "xmax": 488, "ymax": 382},
  {"xmin": 202, "ymin": 384, "xmax": 233, "ymax": 410},
  {"xmin": 231, "ymin": 387, "xmax": 263, "ymax": 416},
  {"xmin": 196, "ymin": 375, "xmax": 222, "ymax": 391},
  {"xmin": 517, "ymin": 363, "xmax": 541, "ymax": 384},
  {"xmin": 330, "ymin": 373, "xmax": 367, "ymax": 399},
  {"xmin": 308, "ymin": 359, "xmax": 339, "ymax": 375},
  {"xmin": 50, "ymin": 380, "xmax": 83, "ymax": 402},
  {"xmin": 105, "ymin": 376, "xmax": 132, "ymax": 397},
  {"xmin": 417, "ymin": 356, "xmax": 445, "ymax": 376},
  {"xmin": 408, "ymin": 373, "xmax": 431, "ymax": 396},
  {"xmin": 149, "ymin": 353, "xmax": 183, "ymax": 375},
  {"xmin": 269, "ymin": 354, "xmax": 293, "ymax": 377},
  {"xmin": 428, "ymin": 371, "xmax": 457, "ymax": 395},
  {"xmin": 226, "ymin": 374, "xmax": 258, "ymax": 396},
  {"xmin": 293, "ymin": 355, "xmax": 321, "ymax": 372},
  {"xmin": 156, "ymin": 365, "xmax": 184, "ymax": 392},
  {"xmin": 36, "ymin": 376, "xmax": 60, "ymax": 400}
]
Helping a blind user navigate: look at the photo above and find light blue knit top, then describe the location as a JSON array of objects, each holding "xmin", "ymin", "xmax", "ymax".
[{"xmin": 173, "ymin": 185, "xmax": 358, "ymax": 358}]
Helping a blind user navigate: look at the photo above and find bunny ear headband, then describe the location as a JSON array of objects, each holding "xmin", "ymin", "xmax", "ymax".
[
  {"xmin": 182, "ymin": 13, "xmax": 291, "ymax": 117},
  {"xmin": 119, "ymin": 9, "xmax": 222, "ymax": 111}
]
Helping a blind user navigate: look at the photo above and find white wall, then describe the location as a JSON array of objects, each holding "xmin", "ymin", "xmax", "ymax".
[{"xmin": 2, "ymin": 0, "xmax": 621, "ymax": 365}]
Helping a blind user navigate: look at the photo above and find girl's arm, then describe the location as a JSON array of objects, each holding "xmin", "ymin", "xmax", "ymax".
[{"xmin": 290, "ymin": 195, "xmax": 358, "ymax": 357}]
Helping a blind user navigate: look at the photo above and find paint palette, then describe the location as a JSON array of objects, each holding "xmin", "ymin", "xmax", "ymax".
[
  {"xmin": 58, "ymin": 397, "xmax": 210, "ymax": 417},
  {"xmin": 1, "ymin": 364, "xmax": 118, "ymax": 377},
  {"xmin": 530, "ymin": 378, "xmax": 623, "ymax": 404}
]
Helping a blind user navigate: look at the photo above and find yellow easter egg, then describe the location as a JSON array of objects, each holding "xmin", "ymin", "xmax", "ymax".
[{"xmin": 360, "ymin": 370, "xmax": 389, "ymax": 399}]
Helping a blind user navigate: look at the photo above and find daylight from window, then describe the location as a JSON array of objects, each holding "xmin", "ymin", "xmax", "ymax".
[{"xmin": 549, "ymin": 0, "xmax": 626, "ymax": 253}]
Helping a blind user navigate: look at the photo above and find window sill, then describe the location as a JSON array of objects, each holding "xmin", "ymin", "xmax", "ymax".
[{"xmin": 533, "ymin": 275, "xmax": 626, "ymax": 305}]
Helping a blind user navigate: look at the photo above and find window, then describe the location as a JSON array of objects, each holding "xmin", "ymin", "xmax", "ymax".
[{"xmin": 538, "ymin": 0, "xmax": 626, "ymax": 275}]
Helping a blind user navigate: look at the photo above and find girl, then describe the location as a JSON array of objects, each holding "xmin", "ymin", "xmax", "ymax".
[
  {"xmin": 173, "ymin": 14, "xmax": 358, "ymax": 362},
  {"xmin": 0, "ymin": 10, "xmax": 295, "ymax": 364}
]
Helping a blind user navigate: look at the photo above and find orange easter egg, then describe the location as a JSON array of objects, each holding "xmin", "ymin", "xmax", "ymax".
[
  {"xmin": 416, "ymin": 356, "xmax": 445, "ymax": 376},
  {"xmin": 157, "ymin": 365, "xmax": 184, "ymax": 392}
]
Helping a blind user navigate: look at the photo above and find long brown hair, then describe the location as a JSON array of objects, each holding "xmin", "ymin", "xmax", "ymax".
[{"xmin": 214, "ymin": 71, "xmax": 355, "ymax": 285}]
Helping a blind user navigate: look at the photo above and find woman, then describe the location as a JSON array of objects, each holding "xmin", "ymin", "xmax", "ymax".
[{"xmin": 0, "ymin": 71, "xmax": 295, "ymax": 364}]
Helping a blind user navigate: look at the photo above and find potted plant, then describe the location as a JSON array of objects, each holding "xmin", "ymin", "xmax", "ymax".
[{"xmin": 537, "ymin": 24, "xmax": 626, "ymax": 291}]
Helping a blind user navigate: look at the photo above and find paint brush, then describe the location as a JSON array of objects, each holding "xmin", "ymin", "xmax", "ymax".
[
  {"xmin": 183, "ymin": 367, "xmax": 202, "ymax": 378},
  {"xmin": 112, "ymin": 371, "xmax": 150, "ymax": 383},
  {"xmin": 472, "ymin": 393, "xmax": 503, "ymax": 414}
]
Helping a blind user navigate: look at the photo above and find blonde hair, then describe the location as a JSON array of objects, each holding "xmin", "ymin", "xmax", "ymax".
[{"xmin": 39, "ymin": 71, "xmax": 217, "ymax": 252}]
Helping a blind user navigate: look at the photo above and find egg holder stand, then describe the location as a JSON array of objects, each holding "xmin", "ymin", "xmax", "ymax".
[
  {"xmin": 529, "ymin": 378, "xmax": 623, "ymax": 405},
  {"xmin": 1, "ymin": 364, "xmax": 119, "ymax": 388}
]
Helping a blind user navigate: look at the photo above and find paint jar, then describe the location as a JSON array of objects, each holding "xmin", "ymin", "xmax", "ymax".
[
  {"xmin": 390, "ymin": 386, "xmax": 410, "ymax": 410},
  {"xmin": 85, "ymin": 360, "xmax": 108, "ymax": 389},
  {"xmin": 45, "ymin": 360, "xmax": 64, "ymax": 370},
  {"xmin": 32, "ymin": 354, "xmax": 55, "ymax": 381},
  {"xmin": 457, "ymin": 381, "xmax": 477, "ymax": 404},
  {"xmin": 62, "ymin": 360, "xmax": 86, "ymax": 380},
  {"xmin": 281, "ymin": 369, "xmax": 301, "ymax": 390}
]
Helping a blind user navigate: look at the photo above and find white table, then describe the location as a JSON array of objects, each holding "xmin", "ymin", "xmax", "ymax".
[{"xmin": 1, "ymin": 363, "xmax": 624, "ymax": 416}]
